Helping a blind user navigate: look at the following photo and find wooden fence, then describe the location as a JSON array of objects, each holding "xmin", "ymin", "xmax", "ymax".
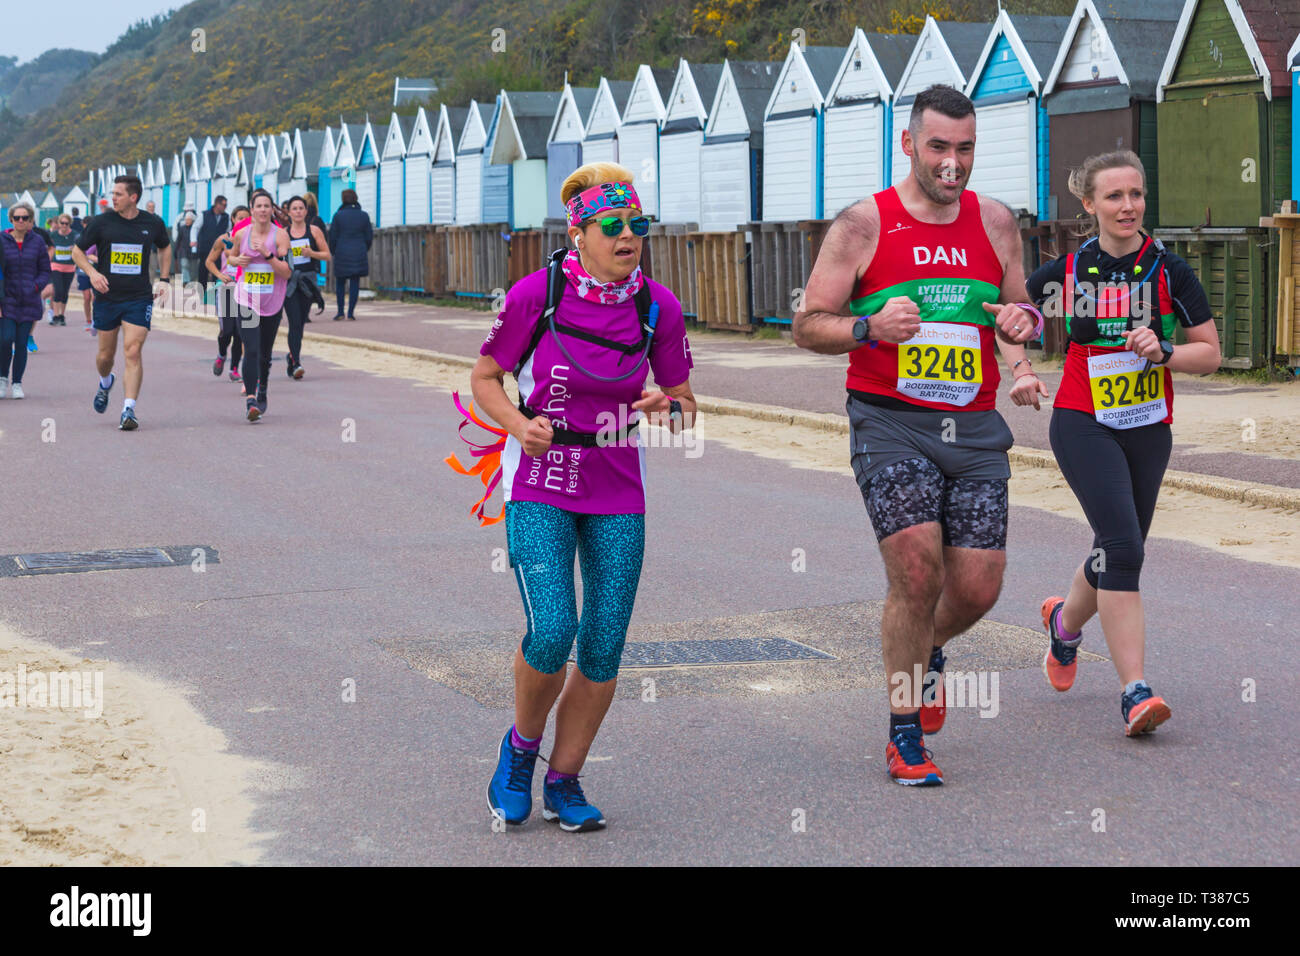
[
  {"xmin": 1261, "ymin": 201, "xmax": 1299, "ymax": 365},
  {"xmin": 444, "ymin": 223, "xmax": 509, "ymax": 296},
  {"xmin": 1154, "ymin": 228, "xmax": 1270, "ymax": 369},
  {"xmin": 360, "ymin": 217, "xmax": 1279, "ymax": 366}
]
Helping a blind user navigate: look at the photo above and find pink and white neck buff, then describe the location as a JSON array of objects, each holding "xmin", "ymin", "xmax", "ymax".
[
  {"xmin": 560, "ymin": 249, "xmax": 644, "ymax": 306},
  {"xmin": 566, "ymin": 181, "xmax": 642, "ymax": 226}
]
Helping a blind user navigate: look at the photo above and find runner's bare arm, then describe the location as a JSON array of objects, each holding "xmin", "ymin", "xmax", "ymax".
[
  {"xmin": 155, "ymin": 244, "xmax": 172, "ymax": 281},
  {"xmin": 271, "ymin": 230, "xmax": 292, "ymax": 279},
  {"xmin": 792, "ymin": 201, "xmax": 878, "ymax": 354},
  {"xmin": 310, "ymin": 225, "xmax": 332, "ymax": 263},
  {"xmin": 978, "ymin": 196, "xmax": 1049, "ymax": 408},
  {"xmin": 470, "ymin": 354, "xmax": 550, "ymax": 455},
  {"xmin": 205, "ymin": 236, "xmax": 227, "ymax": 281},
  {"xmin": 978, "ymin": 196, "xmax": 1037, "ymax": 348},
  {"xmin": 69, "ymin": 244, "xmax": 92, "ymax": 274}
]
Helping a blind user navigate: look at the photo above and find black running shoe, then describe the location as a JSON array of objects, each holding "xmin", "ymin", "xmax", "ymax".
[
  {"xmin": 246, "ymin": 398, "xmax": 260, "ymax": 422},
  {"xmin": 256, "ymin": 391, "xmax": 267, "ymax": 414},
  {"xmin": 213, "ymin": 356, "xmax": 225, "ymax": 376},
  {"xmin": 93, "ymin": 373, "xmax": 115, "ymax": 413}
]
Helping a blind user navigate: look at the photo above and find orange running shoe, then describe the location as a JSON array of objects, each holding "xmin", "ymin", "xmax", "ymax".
[
  {"xmin": 1122, "ymin": 685, "xmax": 1171, "ymax": 736},
  {"xmin": 886, "ymin": 731, "xmax": 943, "ymax": 786},
  {"xmin": 920, "ymin": 646, "xmax": 946, "ymax": 734},
  {"xmin": 1041, "ymin": 596, "xmax": 1080, "ymax": 692}
]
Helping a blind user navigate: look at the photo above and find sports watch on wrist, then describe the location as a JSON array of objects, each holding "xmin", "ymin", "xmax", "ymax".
[
  {"xmin": 668, "ymin": 399, "xmax": 683, "ymax": 423},
  {"xmin": 851, "ymin": 316, "xmax": 872, "ymax": 343},
  {"xmin": 1154, "ymin": 340, "xmax": 1174, "ymax": 365}
]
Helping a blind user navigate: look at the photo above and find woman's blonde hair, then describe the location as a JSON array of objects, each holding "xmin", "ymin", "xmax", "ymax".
[
  {"xmin": 561, "ymin": 162, "xmax": 636, "ymax": 207},
  {"xmin": 1068, "ymin": 150, "xmax": 1145, "ymax": 236}
]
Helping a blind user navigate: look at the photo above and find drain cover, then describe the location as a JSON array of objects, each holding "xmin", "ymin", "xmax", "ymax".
[
  {"xmin": 616, "ymin": 637, "xmax": 834, "ymax": 668},
  {"xmin": 0, "ymin": 546, "xmax": 218, "ymax": 577}
]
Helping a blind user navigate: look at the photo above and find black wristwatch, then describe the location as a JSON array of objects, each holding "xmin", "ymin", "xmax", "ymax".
[
  {"xmin": 852, "ymin": 316, "xmax": 872, "ymax": 343},
  {"xmin": 668, "ymin": 399, "xmax": 683, "ymax": 423},
  {"xmin": 1154, "ymin": 340, "xmax": 1174, "ymax": 365}
]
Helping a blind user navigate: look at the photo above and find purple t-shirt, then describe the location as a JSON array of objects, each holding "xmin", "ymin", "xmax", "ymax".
[{"xmin": 481, "ymin": 269, "xmax": 693, "ymax": 515}]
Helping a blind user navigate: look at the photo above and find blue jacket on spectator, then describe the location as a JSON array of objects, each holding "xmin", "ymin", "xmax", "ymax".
[
  {"xmin": 328, "ymin": 202, "xmax": 372, "ymax": 278},
  {"xmin": 0, "ymin": 229, "xmax": 51, "ymax": 323}
]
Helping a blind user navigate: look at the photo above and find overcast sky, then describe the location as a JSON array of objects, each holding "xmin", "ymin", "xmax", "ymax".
[{"xmin": 2, "ymin": 1, "xmax": 180, "ymax": 61}]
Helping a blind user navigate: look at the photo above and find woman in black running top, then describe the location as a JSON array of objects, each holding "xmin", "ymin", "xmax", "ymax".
[
  {"xmin": 1025, "ymin": 150, "xmax": 1220, "ymax": 738},
  {"xmin": 205, "ymin": 204, "xmax": 249, "ymax": 386},
  {"xmin": 281, "ymin": 196, "xmax": 330, "ymax": 379}
]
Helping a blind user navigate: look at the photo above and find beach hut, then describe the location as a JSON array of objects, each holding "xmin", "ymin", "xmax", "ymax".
[
  {"xmin": 297, "ymin": 129, "xmax": 324, "ymax": 200},
  {"xmin": 823, "ymin": 31, "xmax": 916, "ymax": 216},
  {"xmin": 701, "ymin": 59, "xmax": 780, "ymax": 230},
  {"xmin": 261, "ymin": 134, "xmax": 282, "ymax": 201},
  {"xmin": 279, "ymin": 129, "xmax": 308, "ymax": 202},
  {"xmin": 251, "ymin": 136, "xmax": 267, "ymax": 190},
  {"xmin": 581, "ymin": 78, "xmax": 634, "ymax": 165},
  {"xmin": 487, "ymin": 89, "xmax": 563, "ymax": 229},
  {"xmin": 1292, "ymin": 32, "xmax": 1300, "ymax": 200},
  {"xmin": 658, "ymin": 59, "xmax": 725, "ymax": 226},
  {"xmin": 761, "ymin": 43, "xmax": 843, "ymax": 222},
  {"xmin": 38, "ymin": 190, "xmax": 60, "ymax": 225},
  {"xmin": 230, "ymin": 149, "xmax": 250, "ymax": 209},
  {"xmin": 431, "ymin": 105, "xmax": 465, "ymax": 225},
  {"xmin": 963, "ymin": 11, "xmax": 1070, "ymax": 218},
  {"xmin": 616, "ymin": 65, "xmax": 676, "ymax": 217},
  {"xmin": 379, "ymin": 113, "xmax": 412, "ymax": 227},
  {"xmin": 183, "ymin": 150, "xmax": 201, "ymax": 212},
  {"xmin": 312, "ymin": 127, "xmax": 336, "ymax": 219},
  {"xmin": 890, "ymin": 17, "xmax": 991, "ymax": 186},
  {"xmin": 165, "ymin": 154, "xmax": 182, "ymax": 222},
  {"xmin": 454, "ymin": 101, "xmax": 492, "ymax": 224},
  {"xmin": 1041, "ymin": 1, "xmax": 1186, "ymax": 226},
  {"xmin": 61, "ymin": 183, "xmax": 90, "ymax": 219},
  {"xmin": 354, "ymin": 118, "xmax": 385, "ymax": 219},
  {"xmin": 403, "ymin": 108, "xmax": 435, "ymax": 225},
  {"xmin": 327, "ymin": 123, "xmax": 362, "ymax": 219},
  {"xmin": 1156, "ymin": 0, "xmax": 1300, "ymax": 227},
  {"xmin": 546, "ymin": 82, "xmax": 598, "ymax": 220}
]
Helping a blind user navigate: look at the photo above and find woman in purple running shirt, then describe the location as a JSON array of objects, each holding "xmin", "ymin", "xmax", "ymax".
[{"xmin": 469, "ymin": 162, "xmax": 696, "ymax": 831}]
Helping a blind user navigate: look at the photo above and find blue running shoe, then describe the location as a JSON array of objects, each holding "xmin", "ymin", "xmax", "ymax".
[
  {"xmin": 93, "ymin": 373, "xmax": 115, "ymax": 413},
  {"xmin": 542, "ymin": 775, "xmax": 606, "ymax": 832},
  {"xmin": 486, "ymin": 729, "xmax": 539, "ymax": 825},
  {"xmin": 119, "ymin": 407, "xmax": 138, "ymax": 431},
  {"xmin": 27, "ymin": 337, "xmax": 37, "ymax": 353}
]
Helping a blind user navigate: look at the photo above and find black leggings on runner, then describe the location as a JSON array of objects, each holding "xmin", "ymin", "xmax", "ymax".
[
  {"xmin": 335, "ymin": 276, "xmax": 359, "ymax": 317},
  {"xmin": 283, "ymin": 289, "xmax": 310, "ymax": 366},
  {"xmin": 238, "ymin": 308, "xmax": 283, "ymax": 399},
  {"xmin": 1049, "ymin": 408, "xmax": 1172, "ymax": 592},
  {"xmin": 215, "ymin": 285, "xmax": 243, "ymax": 367}
]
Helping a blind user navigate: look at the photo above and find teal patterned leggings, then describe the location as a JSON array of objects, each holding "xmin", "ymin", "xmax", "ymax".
[{"xmin": 504, "ymin": 500, "xmax": 645, "ymax": 683}]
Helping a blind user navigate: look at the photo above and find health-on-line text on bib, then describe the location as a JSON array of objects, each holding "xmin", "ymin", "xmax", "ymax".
[
  {"xmin": 896, "ymin": 322, "xmax": 982, "ymax": 406},
  {"xmin": 1087, "ymin": 350, "xmax": 1166, "ymax": 429}
]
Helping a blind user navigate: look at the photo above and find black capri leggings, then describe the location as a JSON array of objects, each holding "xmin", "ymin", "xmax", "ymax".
[
  {"xmin": 1049, "ymin": 408, "xmax": 1172, "ymax": 592},
  {"xmin": 238, "ymin": 307, "xmax": 283, "ymax": 398},
  {"xmin": 215, "ymin": 283, "xmax": 244, "ymax": 368},
  {"xmin": 51, "ymin": 272, "xmax": 74, "ymax": 304},
  {"xmin": 283, "ymin": 288, "xmax": 311, "ymax": 365}
]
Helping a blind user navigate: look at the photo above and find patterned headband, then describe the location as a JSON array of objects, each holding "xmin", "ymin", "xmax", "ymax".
[{"xmin": 566, "ymin": 181, "xmax": 641, "ymax": 226}]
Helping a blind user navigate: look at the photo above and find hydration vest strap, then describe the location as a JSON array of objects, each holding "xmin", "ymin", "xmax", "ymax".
[{"xmin": 513, "ymin": 248, "xmax": 655, "ymax": 375}]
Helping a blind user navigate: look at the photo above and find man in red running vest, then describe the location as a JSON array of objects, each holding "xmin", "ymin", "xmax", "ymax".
[{"xmin": 793, "ymin": 85, "xmax": 1046, "ymax": 786}]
